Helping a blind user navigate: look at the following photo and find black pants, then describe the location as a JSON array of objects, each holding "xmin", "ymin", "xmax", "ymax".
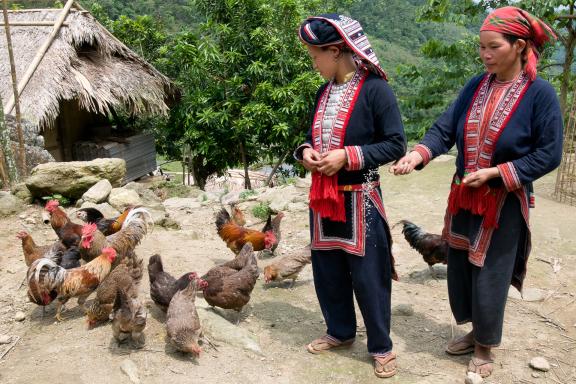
[
  {"xmin": 311, "ymin": 211, "xmax": 393, "ymax": 355},
  {"xmin": 448, "ymin": 194, "xmax": 525, "ymax": 347}
]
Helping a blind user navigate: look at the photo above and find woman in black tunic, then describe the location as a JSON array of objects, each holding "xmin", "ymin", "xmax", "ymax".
[{"xmin": 294, "ymin": 14, "xmax": 406, "ymax": 378}]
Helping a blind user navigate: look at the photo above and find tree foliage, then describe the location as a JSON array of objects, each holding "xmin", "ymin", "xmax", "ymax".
[{"xmin": 398, "ymin": 0, "xmax": 575, "ymax": 139}]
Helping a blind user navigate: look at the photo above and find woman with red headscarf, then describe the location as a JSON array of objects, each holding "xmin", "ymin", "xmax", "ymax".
[
  {"xmin": 295, "ymin": 14, "xmax": 406, "ymax": 378},
  {"xmin": 392, "ymin": 6, "xmax": 563, "ymax": 378}
]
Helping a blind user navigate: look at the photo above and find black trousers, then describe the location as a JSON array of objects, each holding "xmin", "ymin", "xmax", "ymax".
[
  {"xmin": 311, "ymin": 210, "xmax": 393, "ymax": 355},
  {"xmin": 448, "ymin": 194, "xmax": 525, "ymax": 347}
]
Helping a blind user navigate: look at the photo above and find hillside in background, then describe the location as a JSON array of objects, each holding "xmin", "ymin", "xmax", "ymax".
[{"xmin": 8, "ymin": 0, "xmax": 465, "ymax": 73}]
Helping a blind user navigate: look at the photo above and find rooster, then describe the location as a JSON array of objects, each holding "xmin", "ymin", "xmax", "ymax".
[
  {"xmin": 202, "ymin": 243, "xmax": 259, "ymax": 324},
  {"xmin": 86, "ymin": 256, "xmax": 144, "ymax": 328},
  {"xmin": 166, "ymin": 276, "xmax": 207, "ymax": 356},
  {"xmin": 79, "ymin": 207, "xmax": 152, "ymax": 265},
  {"xmin": 148, "ymin": 254, "xmax": 196, "ymax": 312},
  {"xmin": 44, "ymin": 200, "xmax": 84, "ymax": 248},
  {"xmin": 16, "ymin": 230, "xmax": 66, "ymax": 267},
  {"xmin": 230, "ymin": 204, "xmax": 246, "ymax": 226},
  {"xmin": 76, "ymin": 206, "xmax": 134, "ymax": 236},
  {"xmin": 260, "ymin": 212, "xmax": 284, "ymax": 254},
  {"xmin": 397, "ymin": 220, "xmax": 448, "ymax": 277},
  {"xmin": 215, "ymin": 208, "xmax": 277, "ymax": 254},
  {"xmin": 111, "ymin": 278, "xmax": 147, "ymax": 348},
  {"xmin": 27, "ymin": 247, "xmax": 117, "ymax": 321},
  {"xmin": 263, "ymin": 245, "xmax": 311, "ymax": 288}
]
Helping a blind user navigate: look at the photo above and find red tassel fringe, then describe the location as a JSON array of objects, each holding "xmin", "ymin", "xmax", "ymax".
[
  {"xmin": 309, "ymin": 172, "xmax": 346, "ymax": 222},
  {"xmin": 447, "ymin": 183, "xmax": 499, "ymax": 229}
]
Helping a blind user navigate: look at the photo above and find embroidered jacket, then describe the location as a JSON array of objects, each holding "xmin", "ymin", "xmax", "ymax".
[
  {"xmin": 295, "ymin": 72, "xmax": 406, "ymax": 264},
  {"xmin": 413, "ymin": 73, "xmax": 563, "ymax": 289}
]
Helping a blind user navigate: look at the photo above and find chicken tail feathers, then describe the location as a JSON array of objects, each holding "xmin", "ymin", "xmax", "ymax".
[
  {"xmin": 147, "ymin": 254, "xmax": 164, "ymax": 283},
  {"xmin": 215, "ymin": 208, "xmax": 231, "ymax": 232}
]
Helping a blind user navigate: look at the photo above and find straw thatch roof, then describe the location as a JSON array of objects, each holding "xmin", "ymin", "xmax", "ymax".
[{"xmin": 0, "ymin": 7, "xmax": 175, "ymax": 131}]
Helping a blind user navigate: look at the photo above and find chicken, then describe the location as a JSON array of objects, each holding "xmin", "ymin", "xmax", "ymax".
[
  {"xmin": 79, "ymin": 208, "xmax": 152, "ymax": 265},
  {"xmin": 263, "ymin": 245, "xmax": 311, "ymax": 287},
  {"xmin": 27, "ymin": 247, "xmax": 117, "ymax": 321},
  {"xmin": 215, "ymin": 208, "xmax": 277, "ymax": 254},
  {"xmin": 59, "ymin": 246, "xmax": 81, "ymax": 269},
  {"xmin": 230, "ymin": 204, "xmax": 246, "ymax": 226},
  {"xmin": 110, "ymin": 278, "xmax": 147, "ymax": 348},
  {"xmin": 76, "ymin": 206, "xmax": 134, "ymax": 236},
  {"xmin": 16, "ymin": 230, "xmax": 66, "ymax": 267},
  {"xmin": 202, "ymin": 243, "xmax": 259, "ymax": 323},
  {"xmin": 86, "ymin": 256, "xmax": 144, "ymax": 328},
  {"xmin": 148, "ymin": 254, "xmax": 196, "ymax": 312},
  {"xmin": 398, "ymin": 220, "xmax": 448, "ymax": 277},
  {"xmin": 260, "ymin": 212, "xmax": 284, "ymax": 254},
  {"xmin": 44, "ymin": 200, "xmax": 84, "ymax": 248},
  {"xmin": 200, "ymin": 241, "xmax": 255, "ymax": 281},
  {"xmin": 166, "ymin": 276, "xmax": 207, "ymax": 356}
]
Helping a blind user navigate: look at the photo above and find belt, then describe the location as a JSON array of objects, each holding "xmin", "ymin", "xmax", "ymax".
[{"xmin": 337, "ymin": 181, "xmax": 380, "ymax": 191}]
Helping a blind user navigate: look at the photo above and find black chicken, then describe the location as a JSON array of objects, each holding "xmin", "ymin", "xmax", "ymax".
[{"xmin": 398, "ymin": 220, "xmax": 448, "ymax": 277}]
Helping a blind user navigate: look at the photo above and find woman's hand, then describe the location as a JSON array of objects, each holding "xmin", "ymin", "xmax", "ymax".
[
  {"xmin": 317, "ymin": 149, "xmax": 347, "ymax": 176},
  {"xmin": 462, "ymin": 167, "xmax": 500, "ymax": 188},
  {"xmin": 302, "ymin": 147, "xmax": 322, "ymax": 172},
  {"xmin": 389, "ymin": 151, "xmax": 423, "ymax": 175}
]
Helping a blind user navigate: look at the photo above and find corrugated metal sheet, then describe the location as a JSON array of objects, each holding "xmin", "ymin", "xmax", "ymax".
[{"xmin": 73, "ymin": 133, "xmax": 156, "ymax": 183}]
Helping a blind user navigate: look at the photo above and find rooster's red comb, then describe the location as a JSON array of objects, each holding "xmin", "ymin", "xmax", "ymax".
[
  {"xmin": 102, "ymin": 247, "xmax": 117, "ymax": 259},
  {"xmin": 81, "ymin": 222, "xmax": 98, "ymax": 236},
  {"xmin": 45, "ymin": 200, "xmax": 59, "ymax": 211}
]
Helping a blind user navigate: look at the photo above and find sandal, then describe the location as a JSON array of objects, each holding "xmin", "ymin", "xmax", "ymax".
[
  {"xmin": 374, "ymin": 353, "xmax": 397, "ymax": 378},
  {"xmin": 467, "ymin": 356, "xmax": 494, "ymax": 378},
  {"xmin": 446, "ymin": 334, "xmax": 475, "ymax": 355},
  {"xmin": 306, "ymin": 335, "xmax": 354, "ymax": 354}
]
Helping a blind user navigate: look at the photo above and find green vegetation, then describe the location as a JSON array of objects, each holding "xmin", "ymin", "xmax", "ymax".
[
  {"xmin": 239, "ymin": 189, "xmax": 258, "ymax": 200},
  {"xmin": 252, "ymin": 201, "xmax": 272, "ymax": 221},
  {"xmin": 41, "ymin": 193, "xmax": 70, "ymax": 206},
  {"xmin": 8, "ymin": 0, "xmax": 573, "ymax": 188}
]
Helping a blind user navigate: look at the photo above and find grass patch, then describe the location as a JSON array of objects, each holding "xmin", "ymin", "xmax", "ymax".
[
  {"xmin": 251, "ymin": 201, "xmax": 271, "ymax": 221},
  {"xmin": 239, "ymin": 189, "xmax": 258, "ymax": 200}
]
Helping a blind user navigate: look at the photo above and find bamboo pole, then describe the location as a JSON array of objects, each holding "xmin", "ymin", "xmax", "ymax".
[
  {"xmin": 3, "ymin": 0, "xmax": 74, "ymax": 115},
  {"xmin": 0, "ymin": 95, "xmax": 17, "ymax": 187},
  {"xmin": 2, "ymin": 0, "xmax": 26, "ymax": 177},
  {"xmin": 0, "ymin": 21, "xmax": 69, "ymax": 26}
]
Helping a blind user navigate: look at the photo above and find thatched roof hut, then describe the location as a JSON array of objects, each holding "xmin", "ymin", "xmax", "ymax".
[
  {"xmin": 0, "ymin": 4, "xmax": 176, "ymax": 180},
  {"xmin": 1, "ymin": 6, "xmax": 174, "ymax": 129}
]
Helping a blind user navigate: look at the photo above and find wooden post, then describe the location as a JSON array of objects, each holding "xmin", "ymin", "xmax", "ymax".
[
  {"xmin": 0, "ymin": 95, "xmax": 17, "ymax": 187},
  {"xmin": 2, "ymin": 0, "xmax": 26, "ymax": 177},
  {"xmin": 3, "ymin": 0, "xmax": 74, "ymax": 115}
]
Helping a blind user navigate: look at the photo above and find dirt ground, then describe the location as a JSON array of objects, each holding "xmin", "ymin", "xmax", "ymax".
[{"xmin": 0, "ymin": 159, "xmax": 574, "ymax": 384}]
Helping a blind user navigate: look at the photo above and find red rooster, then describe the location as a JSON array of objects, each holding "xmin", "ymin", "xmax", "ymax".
[
  {"xmin": 215, "ymin": 208, "xmax": 277, "ymax": 254},
  {"xmin": 44, "ymin": 200, "xmax": 83, "ymax": 248},
  {"xmin": 79, "ymin": 208, "xmax": 152, "ymax": 265},
  {"xmin": 27, "ymin": 247, "xmax": 117, "ymax": 321}
]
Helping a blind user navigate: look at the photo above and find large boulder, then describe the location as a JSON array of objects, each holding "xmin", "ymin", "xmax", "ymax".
[
  {"xmin": 10, "ymin": 183, "xmax": 33, "ymax": 203},
  {"xmin": 82, "ymin": 179, "xmax": 113, "ymax": 204},
  {"xmin": 25, "ymin": 158, "xmax": 126, "ymax": 199},
  {"xmin": 79, "ymin": 201, "xmax": 121, "ymax": 218},
  {"xmin": 108, "ymin": 188, "xmax": 143, "ymax": 211},
  {"xmin": 0, "ymin": 191, "xmax": 25, "ymax": 217},
  {"xmin": 123, "ymin": 182, "xmax": 164, "ymax": 210},
  {"xmin": 256, "ymin": 185, "xmax": 308, "ymax": 212}
]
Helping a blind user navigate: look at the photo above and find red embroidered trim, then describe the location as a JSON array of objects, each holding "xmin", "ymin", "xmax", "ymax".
[
  {"xmin": 413, "ymin": 144, "xmax": 432, "ymax": 166},
  {"xmin": 497, "ymin": 162, "xmax": 522, "ymax": 191},
  {"xmin": 447, "ymin": 72, "xmax": 531, "ymax": 228},
  {"xmin": 442, "ymin": 187, "xmax": 532, "ymax": 267},
  {"xmin": 309, "ymin": 69, "xmax": 368, "ymax": 222},
  {"xmin": 312, "ymin": 191, "xmax": 365, "ymax": 255},
  {"xmin": 344, "ymin": 146, "xmax": 364, "ymax": 171}
]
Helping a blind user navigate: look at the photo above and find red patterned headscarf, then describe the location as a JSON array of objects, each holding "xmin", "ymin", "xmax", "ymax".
[{"xmin": 480, "ymin": 6, "xmax": 556, "ymax": 80}]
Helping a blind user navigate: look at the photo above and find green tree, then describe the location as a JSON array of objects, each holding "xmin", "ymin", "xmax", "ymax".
[
  {"xmin": 158, "ymin": 0, "xmax": 325, "ymax": 189},
  {"xmin": 398, "ymin": 0, "xmax": 573, "ymax": 139}
]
